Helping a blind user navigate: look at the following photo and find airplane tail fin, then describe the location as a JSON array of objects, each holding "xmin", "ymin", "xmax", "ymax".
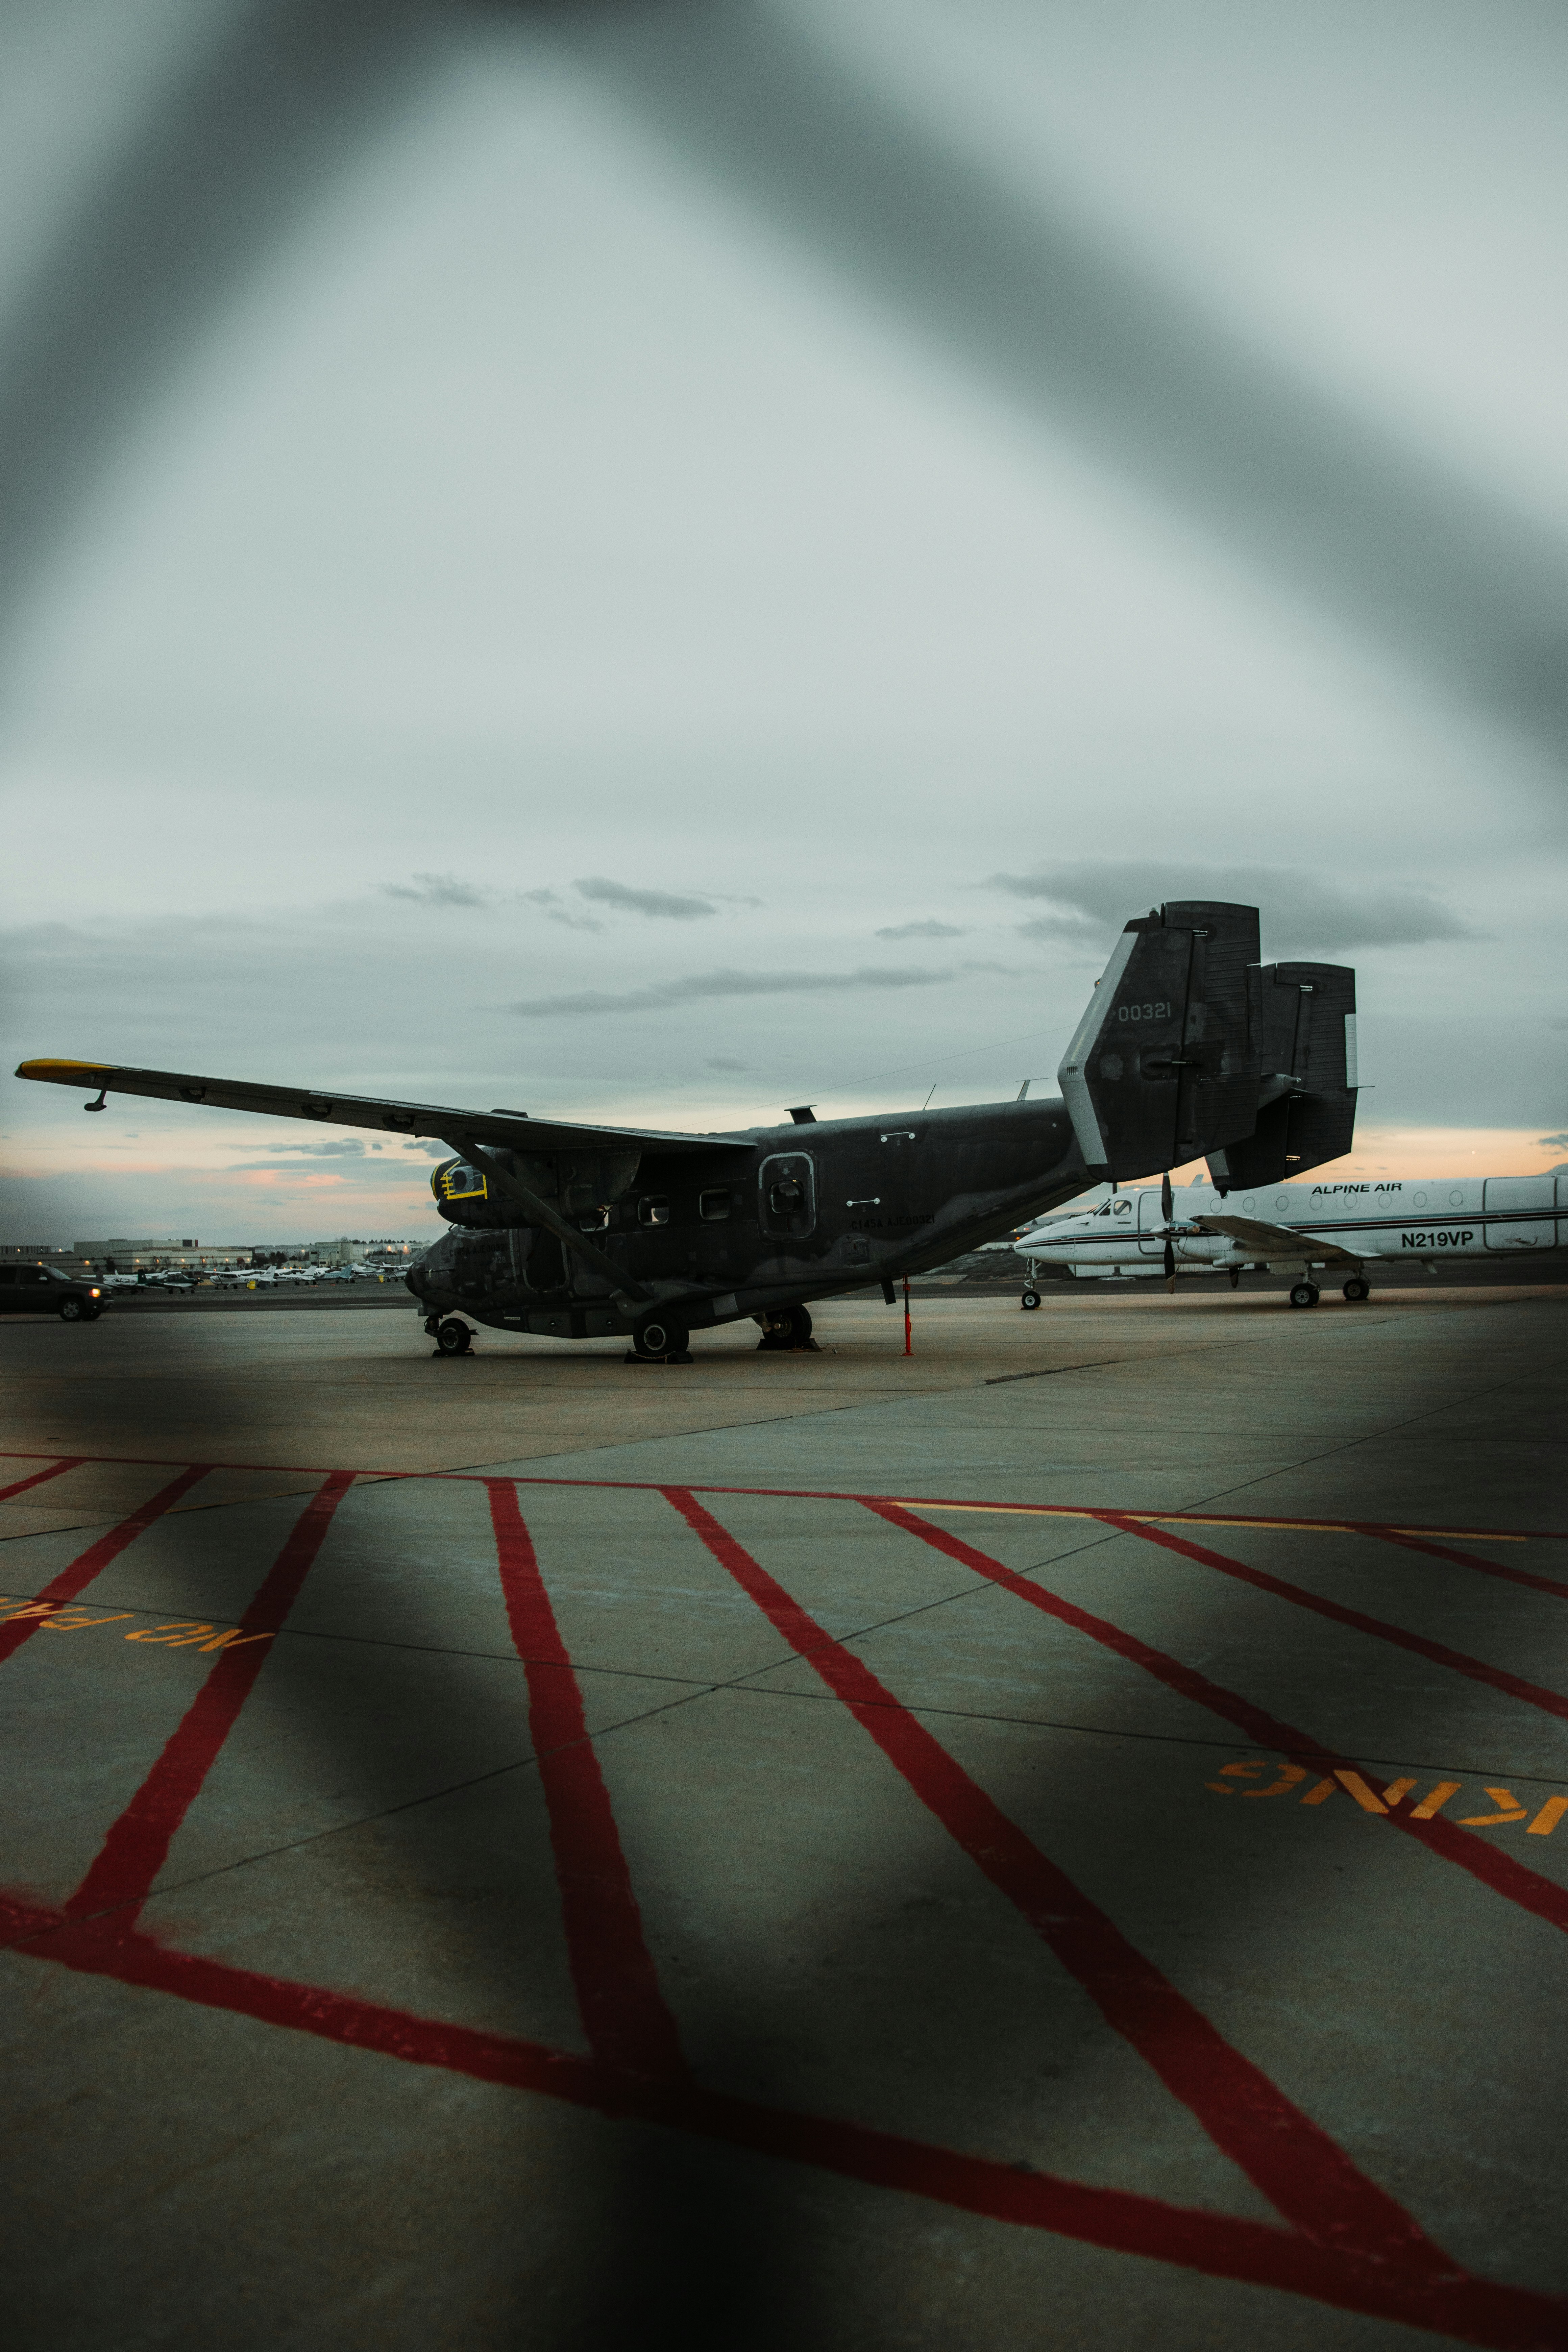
[
  {"xmin": 1057, "ymin": 901, "xmax": 1261, "ymax": 1180},
  {"xmin": 1205, "ymin": 962, "xmax": 1358, "ymax": 1189},
  {"xmin": 1056, "ymin": 906, "xmax": 1358, "ymax": 1184}
]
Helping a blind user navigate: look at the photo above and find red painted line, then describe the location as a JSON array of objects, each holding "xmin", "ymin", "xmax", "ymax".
[
  {"xmin": 1098, "ymin": 1515, "xmax": 1568, "ymax": 1724},
  {"xmin": 0, "ymin": 1457, "xmax": 84, "ymax": 1504},
  {"xmin": 1, "ymin": 1451, "xmax": 1564, "ymax": 1545},
  {"xmin": 3, "ymin": 1902, "xmax": 1563, "ymax": 2349},
  {"xmin": 1367, "ymin": 1527, "xmax": 1568, "ymax": 1603},
  {"xmin": 873, "ymin": 1503, "xmax": 1568, "ymax": 1938},
  {"xmin": 486, "ymin": 1481, "xmax": 685, "ymax": 2086},
  {"xmin": 0, "ymin": 1465, "xmax": 211, "ymax": 1668},
  {"xmin": 63, "ymin": 1474, "xmax": 355, "ymax": 1920},
  {"xmin": 661, "ymin": 1486, "xmax": 1449, "ymax": 2280}
]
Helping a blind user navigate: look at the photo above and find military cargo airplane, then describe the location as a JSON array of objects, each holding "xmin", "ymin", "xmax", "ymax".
[
  {"xmin": 1007, "ymin": 1169, "xmax": 1566, "ymax": 1308},
  {"xmin": 18, "ymin": 898, "xmax": 1359, "ymax": 1358}
]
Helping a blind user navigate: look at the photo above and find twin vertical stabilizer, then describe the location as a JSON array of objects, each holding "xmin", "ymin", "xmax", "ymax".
[{"xmin": 1057, "ymin": 903, "xmax": 1357, "ymax": 1185}]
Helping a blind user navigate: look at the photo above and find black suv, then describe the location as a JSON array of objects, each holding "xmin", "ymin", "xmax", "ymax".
[{"xmin": 0, "ymin": 1265, "xmax": 104, "ymax": 1321}]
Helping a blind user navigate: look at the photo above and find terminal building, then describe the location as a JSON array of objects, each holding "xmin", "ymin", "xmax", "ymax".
[{"xmin": 0, "ymin": 1238, "xmax": 429, "ymax": 1275}]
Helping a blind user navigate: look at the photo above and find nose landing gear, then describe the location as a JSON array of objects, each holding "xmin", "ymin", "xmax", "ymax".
[
  {"xmin": 1020, "ymin": 1289, "xmax": 1042, "ymax": 1310},
  {"xmin": 427, "ymin": 1317, "xmax": 474, "ymax": 1355}
]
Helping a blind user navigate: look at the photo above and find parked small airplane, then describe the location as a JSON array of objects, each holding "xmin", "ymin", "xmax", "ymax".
[
  {"xmin": 1007, "ymin": 1172, "xmax": 1565, "ymax": 1307},
  {"xmin": 17, "ymin": 898, "xmax": 1362, "ymax": 1356}
]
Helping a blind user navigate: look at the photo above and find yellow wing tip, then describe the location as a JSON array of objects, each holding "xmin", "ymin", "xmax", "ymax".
[{"xmin": 15, "ymin": 1058, "xmax": 120, "ymax": 1080}]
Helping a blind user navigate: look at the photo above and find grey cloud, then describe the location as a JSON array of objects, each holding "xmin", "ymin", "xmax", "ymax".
[
  {"xmin": 523, "ymin": 887, "xmax": 603, "ymax": 931},
  {"xmin": 382, "ymin": 873, "xmax": 488, "ymax": 908},
  {"xmin": 403, "ymin": 1140, "xmax": 450, "ymax": 1156},
  {"xmin": 984, "ymin": 863, "xmax": 1475, "ymax": 956},
  {"xmin": 1540, "ymin": 1132, "xmax": 1568, "ymax": 1151},
  {"xmin": 876, "ymin": 919, "xmax": 966, "ymax": 940},
  {"xmin": 511, "ymin": 965, "xmax": 955, "ymax": 1018},
  {"xmin": 574, "ymin": 877, "xmax": 718, "ymax": 921}
]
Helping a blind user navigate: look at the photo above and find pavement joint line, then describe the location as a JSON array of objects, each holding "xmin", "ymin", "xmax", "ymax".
[
  {"xmin": 18, "ymin": 1557, "xmax": 1566, "ymax": 1799},
  {"xmin": 1, "ymin": 1448, "xmax": 1561, "ymax": 1541},
  {"xmin": 0, "ymin": 1676, "xmax": 737, "ymax": 1953},
  {"xmin": 985, "ymin": 1359, "xmax": 1120, "ymax": 1385},
  {"xmin": 26, "ymin": 1672, "xmax": 1568, "ymax": 1965},
  {"xmin": 1065, "ymin": 1358, "xmax": 1555, "ymax": 1533},
  {"xmin": 663, "ymin": 1677, "xmax": 1568, "ymax": 1788}
]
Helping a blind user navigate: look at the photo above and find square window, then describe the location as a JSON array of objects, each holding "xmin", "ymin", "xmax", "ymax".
[
  {"xmin": 699, "ymin": 1189, "xmax": 731, "ymax": 1223},
  {"xmin": 638, "ymin": 1196, "xmax": 670, "ymax": 1228}
]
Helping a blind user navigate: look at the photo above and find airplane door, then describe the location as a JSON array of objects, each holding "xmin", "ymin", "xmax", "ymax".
[
  {"xmin": 1136, "ymin": 1188, "xmax": 1166, "ymax": 1257},
  {"xmin": 1484, "ymin": 1176, "xmax": 1555, "ymax": 1252},
  {"xmin": 759, "ymin": 1152, "xmax": 816, "ymax": 1241}
]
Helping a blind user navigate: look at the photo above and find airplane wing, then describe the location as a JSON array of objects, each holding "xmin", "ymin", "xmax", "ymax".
[
  {"xmin": 15, "ymin": 1058, "xmax": 754, "ymax": 1158},
  {"xmin": 1192, "ymin": 1213, "xmax": 1362, "ymax": 1267}
]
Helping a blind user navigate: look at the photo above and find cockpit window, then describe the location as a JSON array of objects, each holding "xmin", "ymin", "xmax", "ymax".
[{"xmin": 1113, "ymin": 1199, "xmax": 1131, "ymax": 1215}]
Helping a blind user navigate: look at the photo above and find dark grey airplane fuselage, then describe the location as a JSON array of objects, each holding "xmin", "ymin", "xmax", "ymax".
[{"xmin": 408, "ymin": 1099, "xmax": 1088, "ymax": 1341}]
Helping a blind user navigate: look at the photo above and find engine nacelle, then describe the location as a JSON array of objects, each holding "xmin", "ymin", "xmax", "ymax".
[{"xmin": 430, "ymin": 1147, "xmax": 640, "ymax": 1228}]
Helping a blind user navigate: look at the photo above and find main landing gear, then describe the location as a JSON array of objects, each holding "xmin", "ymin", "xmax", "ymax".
[
  {"xmin": 1288, "ymin": 1282, "xmax": 1320, "ymax": 1309},
  {"xmin": 755, "ymin": 1304, "xmax": 819, "ymax": 1352},
  {"xmin": 1342, "ymin": 1276, "xmax": 1371, "ymax": 1302},
  {"xmin": 627, "ymin": 1312, "xmax": 692, "ymax": 1364}
]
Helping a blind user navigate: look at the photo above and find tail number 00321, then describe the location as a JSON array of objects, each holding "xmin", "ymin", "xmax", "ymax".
[{"xmin": 1116, "ymin": 1002, "xmax": 1173, "ymax": 1024}]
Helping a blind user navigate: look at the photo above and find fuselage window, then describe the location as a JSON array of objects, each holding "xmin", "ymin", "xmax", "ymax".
[
  {"xmin": 577, "ymin": 1206, "xmax": 611, "ymax": 1232},
  {"xmin": 699, "ymin": 1189, "xmax": 731, "ymax": 1223},
  {"xmin": 638, "ymin": 1196, "xmax": 670, "ymax": 1228},
  {"xmin": 768, "ymin": 1177, "xmax": 805, "ymax": 1217}
]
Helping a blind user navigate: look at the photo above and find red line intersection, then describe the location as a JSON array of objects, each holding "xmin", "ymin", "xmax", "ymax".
[{"xmin": 2, "ymin": 1452, "xmax": 1565, "ymax": 2347}]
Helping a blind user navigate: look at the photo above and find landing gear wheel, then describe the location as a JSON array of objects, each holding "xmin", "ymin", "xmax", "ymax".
[
  {"xmin": 1288, "ymin": 1282, "xmax": 1320, "ymax": 1310},
  {"xmin": 435, "ymin": 1319, "xmax": 473, "ymax": 1355},
  {"xmin": 756, "ymin": 1304, "xmax": 817, "ymax": 1351},
  {"xmin": 632, "ymin": 1314, "xmax": 690, "ymax": 1361},
  {"xmin": 1020, "ymin": 1290, "xmax": 1041, "ymax": 1310},
  {"xmin": 57, "ymin": 1298, "xmax": 85, "ymax": 1323},
  {"xmin": 1342, "ymin": 1277, "xmax": 1370, "ymax": 1301}
]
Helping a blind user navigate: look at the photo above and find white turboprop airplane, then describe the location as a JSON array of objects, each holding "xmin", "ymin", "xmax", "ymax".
[{"xmin": 1003, "ymin": 1173, "xmax": 1565, "ymax": 1308}]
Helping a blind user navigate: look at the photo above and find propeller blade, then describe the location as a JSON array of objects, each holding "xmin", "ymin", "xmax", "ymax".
[
  {"xmin": 1161, "ymin": 1168, "xmax": 1174, "ymax": 1223},
  {"xmin": 1163, "ymin": 1235, "xmax": 1176, "ymax": 1283}
]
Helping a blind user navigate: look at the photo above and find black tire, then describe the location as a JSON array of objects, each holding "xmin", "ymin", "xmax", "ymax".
[
  {"xmin": 57, "ymin": 1297, "xmax": 85, "ymax": 1323},
  {"xmin": 1288, "ymin": 1282, "xmax": 1319, "ymax": 1309},
  {"xmin": 634, "ymin": 1314, "xmax": 689, "ymax": 1359},
  {"xmin": 756, "ymin": 1303, "xmax": 813, "ymax": 1350},
  {"xmin": 1020, "ymin": 1290, "xmax": 1041, "ymax": 1310},
  {"xmin": 436, "ymin": 1319, "xmax": 471, "ymax": 1355},
  {"xmin": 1342, "ymin": 1277, "xmax": 1370, "ymax": 1301}
]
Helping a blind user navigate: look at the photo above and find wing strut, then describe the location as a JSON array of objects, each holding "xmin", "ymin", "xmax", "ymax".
[{"xmin": 445, "ymin": 1138, "xmax": 654, "ymax": 1313}]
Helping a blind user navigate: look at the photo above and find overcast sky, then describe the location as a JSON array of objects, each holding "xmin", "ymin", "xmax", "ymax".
[{"xmin": 3, "ymin": 0, "xmax": 1565, "ymax": 1240}]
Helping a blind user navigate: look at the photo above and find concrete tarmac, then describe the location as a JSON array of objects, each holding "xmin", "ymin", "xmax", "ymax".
[{"xmin": 1, "ymin": 1288, "xmax": 1565, "ymax": 2351}]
